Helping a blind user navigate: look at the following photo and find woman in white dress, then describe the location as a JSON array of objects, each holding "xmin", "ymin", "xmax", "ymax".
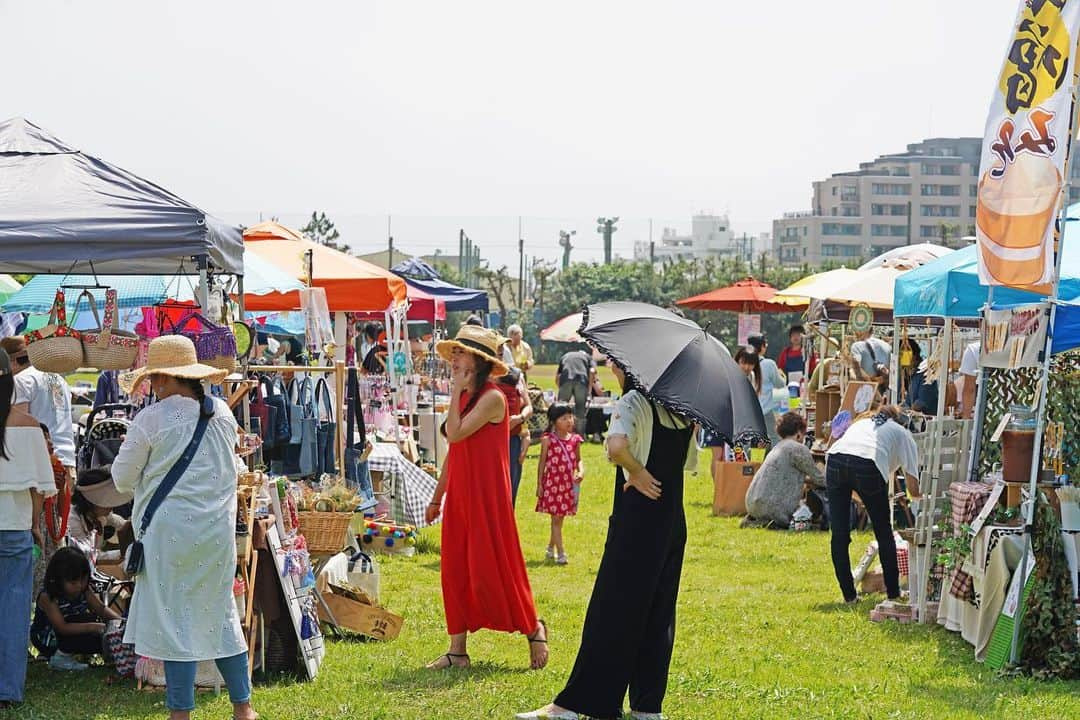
[
  {"xmin": 112, "ymin": 336, "xmax": 256, "ymax": 720},
  {"xmin": 0, "ymin": 347, "xmax": 57, "ymax": 708}
]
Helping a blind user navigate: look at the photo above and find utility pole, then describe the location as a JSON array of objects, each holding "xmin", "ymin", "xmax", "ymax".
[
  {"xmin": 459, "ymin": 229, "xmax": 465, "ymax": 278},
  {"xmin": 518, "ymin": 217, "xmax": 525, "ymax": 309},
  {"xmin": 596, "ymin": 217, "xmax": 619, "ymax": 264},
  {"xmin": 558, "ymin": 230, "xmax": 576, "ymax": 270},
  {"xmin": 387, "ymin": 216, "xmax": 393, "ymax": 269}
]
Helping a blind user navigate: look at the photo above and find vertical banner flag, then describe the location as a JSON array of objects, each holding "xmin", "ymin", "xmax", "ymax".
[{"xmin": 977, "ymin": 0, "xmax": 1080, "ymax": 290}]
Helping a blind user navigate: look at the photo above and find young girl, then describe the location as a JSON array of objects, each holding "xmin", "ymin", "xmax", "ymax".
[
  {"xmin": 535, "ymin": 403, "xmax": 584, "ymax": 565},
  {"xmin": 66, "ymin": 466, "xmax": 131, "ymax": 565},
  {"xmin": 30, "ymin": 546, "xmax": 122, "ymax": 671}
]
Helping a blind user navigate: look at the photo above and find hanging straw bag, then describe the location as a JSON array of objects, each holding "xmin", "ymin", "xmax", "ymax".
[
  {"xmin": 79, "ymin": 289, "xmax": 140, "ymax": 370},
  {"xmin": 24, "ymin": 288, "xmax": 83, "ymax": 373},
  {"xmin": 162, "ymin": 310, "xmax": 237, "ymax": 371}
]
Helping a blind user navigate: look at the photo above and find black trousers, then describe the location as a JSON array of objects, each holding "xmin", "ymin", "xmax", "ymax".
[
  {"xmin": 826, "ymin": 453, "xmax": 900, "ymax": 601},
  {"xmin": 555, "ymin": 473, "xmax": 686, "ymax": 719}
]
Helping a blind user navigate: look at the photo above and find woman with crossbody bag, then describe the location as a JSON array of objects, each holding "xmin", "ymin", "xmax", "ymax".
[{"xmin": 110, "ymin": 336, "xmax": 256, "ymax": 720}]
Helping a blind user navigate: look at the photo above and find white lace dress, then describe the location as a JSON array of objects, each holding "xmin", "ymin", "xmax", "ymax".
[{"xmin": 112, "ymin": 395, "xmax": 247, "ymax": 662}]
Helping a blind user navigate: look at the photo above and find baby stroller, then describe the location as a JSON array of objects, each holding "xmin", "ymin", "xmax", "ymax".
[{"xmin": 77, "ymin": 403, "xmax": 136, "ymax": 475}]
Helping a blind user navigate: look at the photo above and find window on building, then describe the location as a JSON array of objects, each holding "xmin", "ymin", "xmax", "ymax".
[
  {"xmin": 919, "ymin": 225, "xmax": 942, "ymax": 238},
  {"xmin": 803, "ymin": 226, "xmax": 808, "ymax": 236},
  {"xmin": 831, "ymin": 186, "xmax": 837, "ymax": 196},
  {"xmin": 831, "ymin": 208, "xmax": 837, "ymax": 216},
  {"xmin": 841, "ymin": 185, "xmax": 859, "ymax": 201},
  {"xmin": 803, "ymin": 247, "xmax": 807, "ymax": 257},
  {"xmin": 920, "ymin": 205, "xmax": 960, "ymax": 217},
  {"xmin": 871, "ymin": 224, "xmax": 907, "ymax": 237},
  {"xmin": 891, "ymin": 166, "xmax": 911, "ymax": 177},
  {"xmin": 822, "ymin": 243, "xmax": 863, "ymax": 257},
  {"xmin": 921, "ymin": 184, "xmax": 961, "ymax": 196},
  {"xmin": 966, "ymin": 225, "xmax": 976, "ymax": 236},
  {"xmin": 871, "ymin": 203, "xmax": 906, "ymax": 216},
  {"xmin": 970, "ymin": 184, "xmax": 978, "ymax": 197},
  {"xmin": 872, "ymin": 183, "xmax": 911, "ymax": 195},
  {"xmin": 969, "ymin": 205, "xmax": 977, "ymax": 218},
  {"xmin": 841, "ymin": 206, "xmax": 859, "ymax": 217},
  {"xmin": 922, "ymin": 163, "xmax": 960, "ymax": 176},
  {"xmin": 822, "ymin": 223, "xmax": 862, "ymax": 236}
]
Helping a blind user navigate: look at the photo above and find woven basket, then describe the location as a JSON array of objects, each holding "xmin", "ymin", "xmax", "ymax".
[
  {"xmin": 297, "ymin": 511, "xmax": 354, "ymax": 554},
  {"xmin": 78, "ymin": 289, "xmax": 139, "ymax": 370},
  {"xmin": 25, "ymin": 289, "xmax": 83, "ymax": 373}
]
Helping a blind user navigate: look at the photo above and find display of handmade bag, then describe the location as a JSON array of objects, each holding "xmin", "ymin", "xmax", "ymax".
[
  {"xmin": 315, "ymin": 378, "xmax": 337, "ymax": 476},
  {"xmin": 103, "ymin": 619, "xmax": 137, "ymax": 678},
  {"xmin": 24, "ymin": 288, "xmax": 83, "ymax": 373},
  {"xmin": 161, "ymin": 310, "xmax": 237, "ymax": 371},
  {"xmin": 78, "ymin": 289, "xmax": 139, "ymax": 370},
  {"xmin": 345, "ymin": 368, "xmax": 376, "ymax": 511},
  {"xmin": 283, "ymin": 376, "xmax": 317, "ymax": 477}
]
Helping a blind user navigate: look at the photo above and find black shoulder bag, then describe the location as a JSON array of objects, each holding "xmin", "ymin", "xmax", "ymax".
[{"xmin": 125, "ymin": 396, "xmax": 215, "ymax": 576}]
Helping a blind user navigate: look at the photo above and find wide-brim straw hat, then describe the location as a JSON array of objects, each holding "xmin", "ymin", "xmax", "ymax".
[
  {"xmin": 435, "ymin": 325, "xmax": 509, "ymax": 377},
  {"xmin": 77, "ymin": 467, "xmax": 134, "ymax": 507},
  {"xmin": 119, "ymin": 335, "xmax": 230, "ymax": 394}
]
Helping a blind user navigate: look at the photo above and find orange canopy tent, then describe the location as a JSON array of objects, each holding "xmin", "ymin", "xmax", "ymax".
[
  {"xmin": 675, "ymin": 277, "xmax": 807, "ymax": 313},
  {"xmin": 242, "ymin": 221, "xmax": 407, "ymax": 311}
]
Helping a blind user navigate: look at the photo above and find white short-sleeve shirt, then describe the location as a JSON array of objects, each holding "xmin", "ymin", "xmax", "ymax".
[{"xmin": 606, "ymin": 390, "xmax": 697, "ymax": 472}]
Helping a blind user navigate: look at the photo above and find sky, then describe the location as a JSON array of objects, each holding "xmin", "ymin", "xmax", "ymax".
[{"xmin": 2, "ymin": 0, "xmax": 1023, "ymax": 268}]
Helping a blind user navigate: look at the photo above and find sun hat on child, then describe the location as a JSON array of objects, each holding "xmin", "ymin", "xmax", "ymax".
[{"xmin": 119, "ymin": 335, "xmax": 229, "ymax": 394}]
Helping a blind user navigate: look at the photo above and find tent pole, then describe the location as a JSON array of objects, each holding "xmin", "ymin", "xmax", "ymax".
[
  {"xmin": 197, "ymin": 255, "xmax": 210, "ymax": 310},
  {"xmin": 238, "ymin": 274, "xmax": 252, "ymax": 444},
  {"xmin": 966, "ymin": 288, "xmax": 993, "ymax": 482},
  {"xmin": 890, "ymin": 317, "xmax": 900, "ymax": 405},
  {"xmin": 936, "ymin": 318, "xmax": 953, "ymax": 418}
]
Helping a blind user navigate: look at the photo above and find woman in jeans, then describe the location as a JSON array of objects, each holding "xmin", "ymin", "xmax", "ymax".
[
  {"xmin": 0, "ymin": 347, "xmax": 57, "ymax": 708},
  {"xmin": 112, "ymin": 336, "xmax": 256, "ymax": 720},
  {"xmin": 825, "ymin": 405, "xmax": 920, "ymax": 603}
]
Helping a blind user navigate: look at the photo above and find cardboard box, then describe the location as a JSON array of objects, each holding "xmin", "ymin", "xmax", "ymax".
[
  {"xmin": 712, "ymin": 461, "xmax": 760, "ymax": 516},
  {"xmin": 317, "ymin": 592, "xmax": 403, "ymax": 641}
]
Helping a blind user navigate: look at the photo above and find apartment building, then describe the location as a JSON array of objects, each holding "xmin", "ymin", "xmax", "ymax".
[{"xmin": 771, "ymin": 137, "xmax": 1055, "ymax": 267}]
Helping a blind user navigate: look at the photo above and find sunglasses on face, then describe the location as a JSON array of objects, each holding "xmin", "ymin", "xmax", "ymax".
[{"xmin": 13, "ymin": 354, "xmax": 30, "ymax": 366}]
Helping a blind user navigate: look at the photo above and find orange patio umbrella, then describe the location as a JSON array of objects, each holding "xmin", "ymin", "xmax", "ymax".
[
  {"xmin": 242, "ymin": 221, "xmax": 407, "ymax": 311},
  {"xmin": 675, "ymin": 277, "xmax": 807, "ymax": 313}
]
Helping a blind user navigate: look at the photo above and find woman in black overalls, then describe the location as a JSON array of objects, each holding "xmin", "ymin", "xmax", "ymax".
[{"xmin": 518, "ymin": 365, "xmax": 694, "ymax": 720}]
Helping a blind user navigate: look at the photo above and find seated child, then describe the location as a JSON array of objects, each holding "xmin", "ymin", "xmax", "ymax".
[
  {"xmin": 66, "ymin": 466, "xmax": 132, "ymax": 565},
  {"xmin": 30, "ymin": 546, "xmax": 122, "ymax": 671}
]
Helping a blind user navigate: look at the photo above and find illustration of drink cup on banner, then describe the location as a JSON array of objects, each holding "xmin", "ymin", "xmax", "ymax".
[{"xmin": 976, "ymin": 0, "xmax": 1080, "ymax": 291}]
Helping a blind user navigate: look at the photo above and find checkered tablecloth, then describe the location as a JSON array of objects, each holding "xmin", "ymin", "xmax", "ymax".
[
  {"xmin": 947, "ymin": 482, "xmax": 995, "ymax": 603},
  {"xmin": 368, "ymin": 442, "xmax": 437, "ymax": 528}
]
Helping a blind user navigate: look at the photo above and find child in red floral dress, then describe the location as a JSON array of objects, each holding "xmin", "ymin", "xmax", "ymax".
[{"xmin": 535, "ymin": 403, "xmax": 583, "ymax": 565}]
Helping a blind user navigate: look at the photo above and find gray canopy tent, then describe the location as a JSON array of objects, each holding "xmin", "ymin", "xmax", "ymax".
[{"xmin": 0, "ymin": 117, "xmax": 242, "ymax": 283}]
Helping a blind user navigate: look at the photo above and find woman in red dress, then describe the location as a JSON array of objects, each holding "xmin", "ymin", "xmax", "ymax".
[{"xmin": 424, "ymin": 325, "xmax": 549, "ymax": 670}]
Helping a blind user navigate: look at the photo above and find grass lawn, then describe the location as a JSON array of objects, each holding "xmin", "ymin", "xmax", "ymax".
[{"xmin": 12, "ymin": 366, "xmax": 1080, "ymax": 719}]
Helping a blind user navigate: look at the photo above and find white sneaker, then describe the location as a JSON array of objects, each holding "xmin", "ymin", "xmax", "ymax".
[
  {"xmin": 545, "ymin": 546, "xmax": 555, "ymax": 561},
  {"xmin": 556, "ymin": 552, "xmax": 569, "ymax": 565},
  {"xmin": 48, "ymin": 651, "xmax": 88, "ymax": 672},
  {"xmin": 514, "ymin": 708, "xmax": 580, "ymax": 720}
]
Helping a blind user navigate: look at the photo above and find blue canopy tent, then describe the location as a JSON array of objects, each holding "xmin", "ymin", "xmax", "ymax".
[
  {"xmin": 391, "ymin": 257, "xmax": 489, "ymax": 312},
  {"xmin": 2, "ymin": 252, "xmax": 303, "ymax": 313}
]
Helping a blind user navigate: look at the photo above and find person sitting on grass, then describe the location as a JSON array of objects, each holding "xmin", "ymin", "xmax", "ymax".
[
  {"xmin": 30, "ymin": 546, "xmax": 122, "ymax": 671},
  {"xmin": 535, "ymin": 403, "xmax": 584, "ymax": 565},
  {"xmin": 744, "ymin": 412, "xmax": 824, "ymax": 528}
]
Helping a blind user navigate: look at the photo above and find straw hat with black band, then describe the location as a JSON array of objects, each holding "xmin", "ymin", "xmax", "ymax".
[
  {"xmin": 435, "ymin": 325, "xmax": 510, "ymax": 378},
  {"xmin": 119, "ymin": 335, "xmax": 230, "ymax": 395}
]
